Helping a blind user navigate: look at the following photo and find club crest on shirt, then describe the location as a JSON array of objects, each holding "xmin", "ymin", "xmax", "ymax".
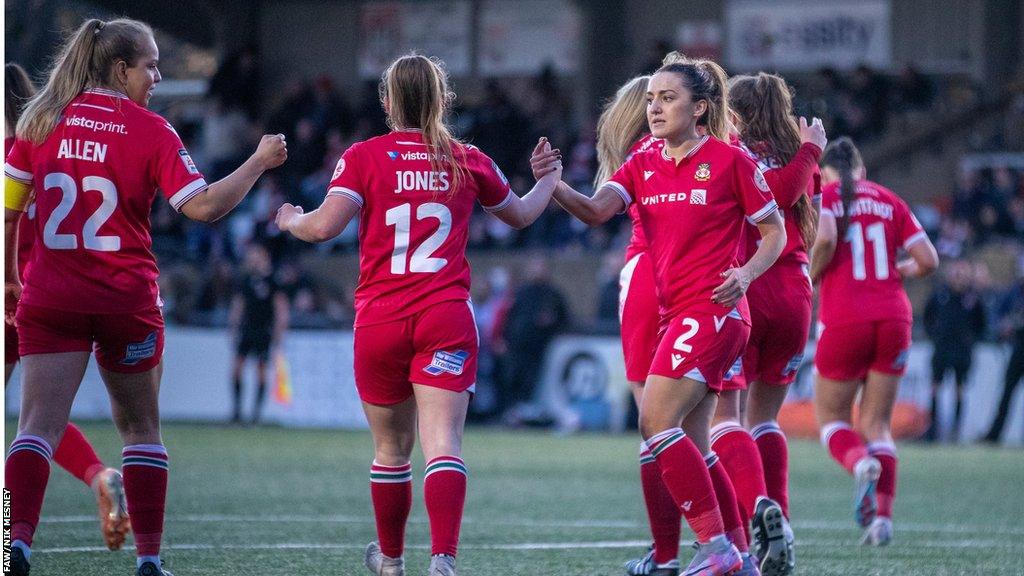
[
  {"xmin": 332, "ymin": 158, "xmax": 346, "ymax": 179},
  {"xmin": 178, "ymin": 149, "xmax": 198, "ymax": 175},
  {"xmin": 423, "ymin": 350, "xmax": 470, "ymax": 376},
  {"xmin": 695, "ymin": 162, "xmax": 711, "ymax": 182}
]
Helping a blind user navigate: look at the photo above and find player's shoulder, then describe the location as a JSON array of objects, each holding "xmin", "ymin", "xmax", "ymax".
[
  {"xmin": 629, "ymin": 134, "xmax": 663, "ymax": 157},
  {"xmin": 705, "ymin": 136, "xmax": 745, "ymax": 164}
]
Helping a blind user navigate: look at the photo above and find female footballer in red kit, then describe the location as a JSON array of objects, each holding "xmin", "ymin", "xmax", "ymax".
[
  {"xmin": 275, "ymin": 54, "xmax": 562, "ymax": 576},
  {"xmin": 711, "ymin": 73, "xmax": 827, "ymax": 576},
  {"xmin": 4, "ymin": 18, "xmax": 287, "ymax": 576},
  {"xmin": 810, "ymin": 137, "xmax": 938, "ymax": 546},
  {"xmin": 5, "ymin": 60, "xmax": 133, "ymax": 555},
  {"xmin": 536, "ymin": 58, "xmax": 786, "ymax": 576}
]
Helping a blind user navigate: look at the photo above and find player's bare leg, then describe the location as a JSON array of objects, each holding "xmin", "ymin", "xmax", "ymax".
[
  {"xmin": 363, "ymin": 397, "xmax": 417, "ymax": 576},
  {"xmin": 414, "ymin": 385, "xmax": 471, "ymax": 576},
  {"xmin": 745, "ymin": 381, "xmax": 795, "ymax": 576},
  {"xmin": 101, "ymin": 362, "xmax": 171, "ymax": 574},
  {"xmin": 641, "ymin": 376, "xmax": 741, "ymax": 576},
  {"xmin": 856, "ymin": 371, "xmax": 900, "ymax": 546},
  {"xmin": 7, "ymin": 351, "xmax": 91, "ymax": 575},
  {"xmin": 625, "ymin": 382, "xmax": 685, "ymax": 575},
  {"xmin": 815, "ymin": 375, "xmax": 880, "ymax": 531}
]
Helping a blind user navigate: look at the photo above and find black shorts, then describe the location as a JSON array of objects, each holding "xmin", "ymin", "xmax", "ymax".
[
  {"xmin": 930, "ymin": 353, "xmax": 970, "ymax": 384},
  {"xmin": 237, "ymin": 330, "xmax": 272, "ymax": 361}
]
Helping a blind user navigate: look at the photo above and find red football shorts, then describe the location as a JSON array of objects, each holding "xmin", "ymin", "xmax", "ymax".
[
  {"xmin": 619, "ymin": 252, "xmax": 660, "ymax": 383},
  {"xmin": 16, "ymin": 303, "xmax": 165, "ymax": 373},
  {"xmin": 723, "ymin": 263, "xmax": 813, "ymax": 391},
  {"xmin": 5, "ymin": 321, "xmax": 19, "ymax": 365},
  {"xmin": 814, "ymin": 319, "xmax": 912, "ymax": 381},
  {"xmin": 649, "ymin": 309, "xmax": 750, "ymax": 392},
  {"xmin": 353, "ymin": 299, "xmax": 478, "ymax": 406}
]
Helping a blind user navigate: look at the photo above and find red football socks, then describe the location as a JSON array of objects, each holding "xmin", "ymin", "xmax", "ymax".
[{"xmin": 370, "ymin": 461, "xmax": 413, "ymax": 558}]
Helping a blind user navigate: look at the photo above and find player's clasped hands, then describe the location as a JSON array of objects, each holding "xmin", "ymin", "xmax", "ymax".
[
  {"xmin": 799, "ymin": 116, "xmax": 828, "ymax": 150},
  {"xmin": 529, "ymin": 137, "xmax": 562, "ymax": 181},
  {"xmin": 712, "ymin": 266, "xmax": 754, "ymax": 308},
  {"xmin": 255, "ymin": 133, "xmax": 289, "ymax": 170}
]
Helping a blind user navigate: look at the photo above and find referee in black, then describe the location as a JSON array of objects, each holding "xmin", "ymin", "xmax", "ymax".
[{"xmin": 229, "ymin": 243, "xmax": 290, "ymax": 424}]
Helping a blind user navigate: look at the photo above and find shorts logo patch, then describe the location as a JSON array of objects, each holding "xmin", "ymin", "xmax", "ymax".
[
  {"xmin": 178, "ymin": 149, "xmax": 198, "ymax": 174},
  {"xmin": 694, "ymin": 162, "xmax": 711, "ymax": 181},
  {"xmin": 122, "ymin": 331, "xmax": 159, "ymax": 366},
  {"xmin": 724, "ymin": 357, "xmax": 743, "ymax": 380},
  {"xmin": 892, "ymin": 349, "xmax": 910, "ymax": 369},
  {"xmin": 671, "ymin": 353, "xmax": 685, "ymax": 370},
  {"xmin": 783, "ymin": 353, "xmax": 804, "ymax": 376},
  {"xmin": 423, "ymin": 350, "xmax": 470, "ymax": 376}
]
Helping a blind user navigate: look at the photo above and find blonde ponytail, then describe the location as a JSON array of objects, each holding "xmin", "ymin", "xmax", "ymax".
[
  {"xmin": 380, "ymin": 54, "xmax": 465, "ymax": 198},
  {"xmin": 594, "ymin": 75, "xmax": 649, "ymax": 188},
  {"xmin": 17, "ymin": 18, "xmax": 153, "ymax": 144}
]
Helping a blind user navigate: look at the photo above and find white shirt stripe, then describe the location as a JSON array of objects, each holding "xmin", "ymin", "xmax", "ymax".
[
  {"xmin": 327, "ymin": 186, "xmax": 364, "ymax": 207},
  {"xmin": 604, "ymin": 181, "xmax": 632, "ymax": 211},
  {"xmin": 903, "ymin": 230, "xmax": 929, "ymax": 249},
  {"xmin": 4, "ymin": 162, "xmax": 33, "ymax": 183},
  {"xmin": 169, "ymin": 178, "xmax": 208, "ymax": 212},
  {"xmin": 482, "ymin": 190, "xmax": 514, "ymax": 213},
  {"xmin": 748, "ymin": 199, "xmax": 779, "ymax": 223}
]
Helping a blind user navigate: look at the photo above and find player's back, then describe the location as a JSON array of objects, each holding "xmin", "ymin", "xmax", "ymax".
[
  {"xmin": 6, "ymin": 88, "xmax": 206, "ymax": 313},
  {"xmin": 328, "ymin": 130, "xmax": 512, "ymax": 327},
  {"xmin": 819, "ymin": 179, "xmax": 926, "ymax": 326}
]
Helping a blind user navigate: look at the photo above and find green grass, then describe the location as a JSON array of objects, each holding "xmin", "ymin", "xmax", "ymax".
[{"xmin": 7, "ymin": 421, "xmax": 1024, "ymax": 575}]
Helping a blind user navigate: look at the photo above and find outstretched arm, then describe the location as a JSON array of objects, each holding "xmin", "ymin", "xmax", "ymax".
[
  {"xmin": 276, "ymin": 194, "xmax": 360, "ymax": 243},
  {"xmin": 181, "ymin": 134, "xmax": 288, "ymax": 223}
]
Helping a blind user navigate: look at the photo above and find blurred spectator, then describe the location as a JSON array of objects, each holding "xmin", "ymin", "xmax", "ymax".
[
  {"xmin": 229, "ymin": 244, "xmax": 290, "ymax": 425},
  {"xmin": 923, "ymin": 260, "xmax": 987, "ymax": 442},
  {"xmin": 595, "ymin": 251, "xmax": 623, "ymax": 332},
  {"xmin": 208, "ymin": 46, "xmax": 260, "ymax": 119},
  {"xmin": 892, "ymin": 64, "xmax": 935, "ymax": 114},
  {"xmin": 498, "ymin": 258, "xmax": 570, "ymax": 421},
  {"xmin": 469, "ymin": 267, "xmax": 513, "ymax": 420},
  {"xmin": 982, "ymin": 269, "xmax": 1024, "ymax": 443}
]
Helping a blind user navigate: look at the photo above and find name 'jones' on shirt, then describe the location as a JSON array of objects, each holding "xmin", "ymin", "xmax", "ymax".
[{"xmin": 394, "ymin": 170, "xmax": 450, "ymax": 194}]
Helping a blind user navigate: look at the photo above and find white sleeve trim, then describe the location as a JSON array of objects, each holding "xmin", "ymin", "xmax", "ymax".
[
  {"xmin": 4, "ymin": 162, "xmax": 32, "ymax": 183},
  {"xmin": 820, "ymin": 207, "xmax": 835, "ymax": 217},
  {"xmin": 481, "ymin": 189, "xmax": 515, "ymax": 213},
  {"xmin": 327, "ymin": 186, "xmax": 364, "ymax": 207},
  {"xmin": 903, "ymin": 230, "xmax": 929, "ymax": 249},
  {"xmin": 604, "ymin": 181, "xmax": 632, "ymax": 212},
  {"xmin": 747, "ymin": 199, "xmax": 779, "ymax": 223},
  {"xmin": 169, "ymin": 178, "xmax": 208, "ymax": 212}
]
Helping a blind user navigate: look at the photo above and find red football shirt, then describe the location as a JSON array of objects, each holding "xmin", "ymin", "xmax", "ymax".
[
  {"xmin": 327, "ymin": 130, "xmax": 513, "ymax": 327},
  {"xmin": 818, "ymin": 179, "xmax": 927, "ymax": 326},
  {"xmin": 735, "ymin": 140, "xmax": 821, "ymax": 267},
  {"xmin": 623, "ymin": 135, "xmax": 664, "ymax": 262},
  {"xmin": 4, "ymin": 88, "xmax": 207, "ymax": 313},
  {"xmin": 5, "ymin": 136, "xmax": 35, "ymax": 281},
  {"xmin": 607, "ymin": 136, "xmax": 778, "ymax": 322}
]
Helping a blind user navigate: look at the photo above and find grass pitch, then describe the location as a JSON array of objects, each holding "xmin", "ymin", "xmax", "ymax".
[{"xmin": 7, "ymin": 421, "xmax": 1024, "ymax": 575}]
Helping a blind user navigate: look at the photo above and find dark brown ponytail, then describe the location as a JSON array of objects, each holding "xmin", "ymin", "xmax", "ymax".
[{"xmin": 821, "ymin": 137, "xmax": 864, "ymax": 238}]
